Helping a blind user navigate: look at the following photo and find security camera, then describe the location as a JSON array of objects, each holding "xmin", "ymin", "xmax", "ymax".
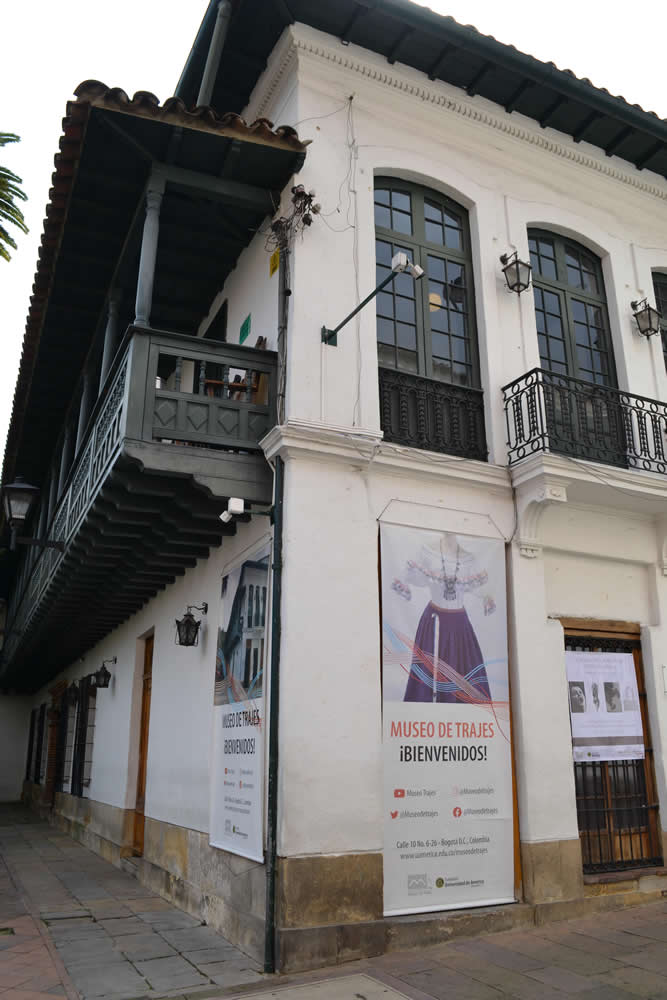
[
  {"xmin": 391, "ymin": 252, "xmax": 424, "ymax": 279},
  {"xmin": 219, "ymin": 497, "xmax": 245, "ymax": 523}
]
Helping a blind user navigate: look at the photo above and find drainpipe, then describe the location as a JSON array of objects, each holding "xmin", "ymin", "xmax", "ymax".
[
  {"xmin": 197, "ymin": 0, "xmax": 232, "ymax": 108},
  {"xmin": 264, "ymin": 453, "xmax": 283, "ymax": 974}
]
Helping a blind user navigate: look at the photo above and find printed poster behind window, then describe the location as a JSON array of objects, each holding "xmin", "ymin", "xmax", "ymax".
[
  {"xmin": 210, "ymin": 546, "xmax": 270, "ymax": 862},
  {"xmin": 565, "ymin": 651, "xmax": 644, "ymax": 762}
]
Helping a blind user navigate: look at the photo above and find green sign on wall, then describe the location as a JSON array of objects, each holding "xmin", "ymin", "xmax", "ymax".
[{"xmin": 240, "ymin": 314, "xmax": 251, "ymax": 345}]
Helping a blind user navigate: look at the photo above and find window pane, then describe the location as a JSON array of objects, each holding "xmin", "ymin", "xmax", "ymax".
[
  {"xmin": 397, "ymin": 324, "xmax": 417, "ymax": 349},
  {"xmin": 392, "ymin": 191, "xmax": 410, "ymax": 212},
  {"xmin": 377, "ymin": 318, "xmax": 395, "ymax": 345},
  {"xmin": 425, "ymin": 220, "xmax": 444, "ymax": 244},
  {"xmin": 392, "ymin": 210, "xmax": 412, "ymax": 235},
  {"xmin": 445, "ymin": 226, "xmax": 462, "ymax": 250},
  {"xmin": 376, "ymin": 238, "xmax": 392, "ymax": 264},
  {"xmin": 375, "ymin": 188, "xmax": 390, "ymax": 206},
  {"xmin": 374, "ymin": 204, "xmax": 391, "ymax": 228},
  {"xmin": 397, "ymin": 349, "xmax": 417, "ymax": 372},
  {"xmin": 378, "ymin": 343, "xmax": 395, "ymax": 367},
  {"xmin": 396, "ymin": 297, "xmax": 416, "ymax": 323},
  {"xmin": 432, "ymin": 332, "xmax": 450, "ymax": 358},
  {"xmin": 377, "ymin": 292, "xmax": 394, "ymax": 318}
]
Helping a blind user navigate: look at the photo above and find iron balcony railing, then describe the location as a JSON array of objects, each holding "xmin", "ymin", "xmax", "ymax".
[
  {"xmin": 502, "ymin": 368, "xmax": 667, "ymax": 473},
  {"xmin": 379, "ymin": 367, "xmax": 487, "ymax": 461},
  {"xmin": 3, "ymin": 327, "xmax": 277, "ymax": 665}
]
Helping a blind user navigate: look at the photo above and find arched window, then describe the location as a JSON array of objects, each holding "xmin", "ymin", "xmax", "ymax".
[
  {"xmin": 528, "ymin": 231, "xmax": 616, "ymax": 385},
  {"xmin": 374, "ymin": 179, "xmax": 479, "ymax": 387}
]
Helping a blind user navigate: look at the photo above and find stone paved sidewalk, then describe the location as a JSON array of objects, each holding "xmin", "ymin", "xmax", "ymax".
[
  {"xmin": 5, "ymin": 804, "xmax": 667, "ymax": 1000},
  {"xmin": 0, "ymin": 804, "xmax": 263, "ymax": 1000}
]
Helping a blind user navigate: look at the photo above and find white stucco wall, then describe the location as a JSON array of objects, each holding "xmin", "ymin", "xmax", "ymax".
[{"xmin": 26, "ymin": 517, "xmax": 271, "ymax": 834}]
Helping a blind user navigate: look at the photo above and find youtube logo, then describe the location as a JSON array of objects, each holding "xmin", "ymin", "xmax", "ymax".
[{"xmin": 393, "ymin": 789, "xmax": 405, "ymax": 798}]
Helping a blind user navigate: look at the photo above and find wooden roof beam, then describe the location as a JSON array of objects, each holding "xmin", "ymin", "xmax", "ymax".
[
  {"xmin": 466, "ymin": 61, "xmax": 493, "ymax": 98},
  {"xmin": 504, "ymin": 78, "xmax": 533, "ymax": 113}
]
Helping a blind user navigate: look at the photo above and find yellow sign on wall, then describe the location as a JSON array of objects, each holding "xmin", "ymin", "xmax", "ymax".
[{"xmin": 269, "ymin": 248, "xmax": 280, "ymax": 277}]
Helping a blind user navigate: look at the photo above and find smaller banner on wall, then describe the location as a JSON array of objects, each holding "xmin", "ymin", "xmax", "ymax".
[
  {"xmin": 565, "ymin": 651, "xmax": 644, "ymax": 762},
  {"xmin": 210, "ymin": 546, "xmax": 270, "ymax": 862}
]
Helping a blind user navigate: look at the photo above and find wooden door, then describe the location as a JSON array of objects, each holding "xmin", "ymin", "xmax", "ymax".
[
  {"xmin": 563, "ymin": 620, "xmax": 663, "ymax": 874},
  {"xmin": 134, "ymin": 635, "xmax": 154, "ymax": 856}
]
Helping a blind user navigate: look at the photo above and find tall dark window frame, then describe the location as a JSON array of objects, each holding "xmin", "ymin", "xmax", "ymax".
[
  {"xmin": 528, "ymin": 229, "xmax": 617, "ymax": 387},
  {"xmin": 651, "ymin": 272, "xmax": 667, "ymax": 371},
  {"xmin": 374, "ymin": 177, "xmax": 481, "ymax": 389}
]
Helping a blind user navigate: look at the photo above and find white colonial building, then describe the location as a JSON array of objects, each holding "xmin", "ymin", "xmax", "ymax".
[{"xmin": 2, "ymin": 0, "xmax": 667, "ymax": 973}]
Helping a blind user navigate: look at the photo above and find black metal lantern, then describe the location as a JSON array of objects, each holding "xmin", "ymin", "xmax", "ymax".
[
  {"xmin": 67, "ymin": 681, "xmax": 79, "ymax": 705},
  {"xmin": 500, "ymin": 251, "xmax": 532, "ymax": 294},
  {"xmin": 631, "ymin": 298, "xmax": 662, "ymax": 338},
  {"xmin": 93, "ymin": 657, "xmax": 115, "ymax": 689},
  {"xmin": 175, "ymin": 603, "xmax": 208, "ymax": 646},
  {"xmin": 2, "ymin": 476, "xmax": 39, "ymax": 530}
]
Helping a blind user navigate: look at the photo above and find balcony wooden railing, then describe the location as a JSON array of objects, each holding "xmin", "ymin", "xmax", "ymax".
[
  {"xmin": 379, "ymin": 367, "xmax": 487, "ymax": 461},
  {"xmin": 2, "ymin": 327, "xmax": 277, "ymax": 668},
  {"xmin": 503, "ymin": 368, "xmax": 667, "ymax": 473}
]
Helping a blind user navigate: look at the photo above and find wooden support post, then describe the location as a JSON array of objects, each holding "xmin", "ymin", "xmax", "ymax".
[
  {"xmin": 57, "ymin": 424, "xmax": 73, "ymax": 496},
  {"xmin": 134, "ymin": 174, "xmax": 165, "ymax": 328},
  {"xmin": 98, "ymin": 292, "xmax": 121, "ymax": 394},
  {"xmin": 75, "ymin": 370, "xmax": 93, "ymax": 454}
]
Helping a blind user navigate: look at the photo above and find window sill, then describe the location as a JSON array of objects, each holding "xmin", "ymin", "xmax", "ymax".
[{"xmin": 583, "ymin": 866, "xmax": 667, "ymax": 884}]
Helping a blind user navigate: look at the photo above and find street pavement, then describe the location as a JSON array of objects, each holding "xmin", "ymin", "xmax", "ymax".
[{"xmin": 3, "ymin": 804, "xmax": 667, "ymax": 1000}]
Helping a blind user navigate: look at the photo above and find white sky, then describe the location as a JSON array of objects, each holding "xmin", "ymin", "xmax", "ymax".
[{"xmin": 2, "ymin": 0, "xmax": 666, "ymax": 470}]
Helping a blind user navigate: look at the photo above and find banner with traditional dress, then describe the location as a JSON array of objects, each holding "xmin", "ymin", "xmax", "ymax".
[
  {"xmin": 566, "ymin": 651, "xmax": 644, "ymax": 762},
  {"xmin": 380, "ymin": 524, "xmax": 514, "ymax": 916},
  {"xmin": 210, "ymin": 546, "xmax": 270, "ymax": 862}
]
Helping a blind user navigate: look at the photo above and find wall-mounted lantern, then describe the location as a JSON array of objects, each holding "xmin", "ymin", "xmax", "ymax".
[
  {"xmin": 631, "ymin": 298, "xmax": 662, "ymax": 339},
  {"xmin": 93, "ymin": 657, "xmax": 115, "ymax": 689},
  {"xmin": 175, "ymin": 604, "xmax": 208, "ymax": 646},
  {"xmin": 67, "ymin": 681, "xmax": 79, "ymax": 706},
  {"xmin": 1, "ymin": 476, "xmax": 64, "ymax": 552},
  {"xmin": 500, "ymin": 251, "xmax": 532, "ymax": 294}
]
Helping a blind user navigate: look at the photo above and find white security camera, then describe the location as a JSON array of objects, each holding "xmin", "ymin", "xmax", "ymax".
[
  {"xmin": 391, "ymin": 252, "xmax": 424, "ymax": 280},
  {"xmin": 219, "ymin": 497, "xmax": 245, "ymax": 523}
]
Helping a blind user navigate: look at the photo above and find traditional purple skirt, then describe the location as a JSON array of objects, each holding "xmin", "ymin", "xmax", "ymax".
[{"xmin": 404, "ymin": 602, "xmax": 491, "ymax": 704}]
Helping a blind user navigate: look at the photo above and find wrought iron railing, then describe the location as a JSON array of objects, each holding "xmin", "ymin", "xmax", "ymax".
[
  {"xmin": 379, "ymin": 367, "xmax": 487, "ymax": 461},
  {"xmin": 3, "ymin": 328, "xmax": 277, "ymax": 666},
  {"xmin": 503, "ymin": 368, "xmax": 667, "ymax": 473}
]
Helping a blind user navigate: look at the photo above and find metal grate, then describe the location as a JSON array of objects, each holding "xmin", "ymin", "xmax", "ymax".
[
  {"xmin": 379, "ymin": 366, "xmax": 487, "ymax": 460},
  {"xmin": 503, "ymin": 368, "xmax": 667, "ymax": 473},
  {"xmin": 566, "ymin": 635, "xmax": 663, "ymax": 873}
]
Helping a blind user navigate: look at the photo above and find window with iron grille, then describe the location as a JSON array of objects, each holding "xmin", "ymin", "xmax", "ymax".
[
  {"xmin": 33, "ymin": 704, "xmax": 47, "ymax": 784},
  {"xmin": 61, "ymin": 698, "xmax": 77, "ymax": 793},
  {"xmin": 38, "ymin": 706, "xmax": 49, "ymax": 784},
  {"xmin": 25, "ymin": 708, "xmax": 37, "ymax": 781},
  {"xmin": 71, "ymin": 677, "xmax": 97, "ymax": 797},
  {"xmin": 374, "ymin": 178, "xmax": 480, "ymax": 387},
  {"xmin": 528, "ymin": 230, "xmax": 617, "ymax": 386},
  {"xmin": 652, "ymin": 272, "xmax": 667, "ymax": 371}
]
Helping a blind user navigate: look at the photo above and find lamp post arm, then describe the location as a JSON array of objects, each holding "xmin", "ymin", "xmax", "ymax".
[{"xmin": 321, "ymin": 270, "xmax": 400, "ymax": 346}]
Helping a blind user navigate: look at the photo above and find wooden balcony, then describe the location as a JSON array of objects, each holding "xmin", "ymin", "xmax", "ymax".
[{"xmin": 1, "ymin": 327, "xmax": 277, "ymax": 690}]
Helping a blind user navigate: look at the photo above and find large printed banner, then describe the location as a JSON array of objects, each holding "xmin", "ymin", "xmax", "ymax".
[
  {"xmin": 381, "ymin": 524, "xmax": 514, "ymax": 916},
  {"xmin": 566, "ymin": 651, "xmax": 644, "ymax": 762},
  {"xmin": 210, "ymin": 547, "xmax": 270, "ymax": 862}
]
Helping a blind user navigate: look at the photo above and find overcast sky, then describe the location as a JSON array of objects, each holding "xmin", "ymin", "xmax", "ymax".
[{"xmin": 2, "ymin": 0, "xmax": 666, "ymax": 471}]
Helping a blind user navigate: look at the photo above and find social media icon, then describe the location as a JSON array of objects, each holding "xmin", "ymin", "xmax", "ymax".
[
  {"xmin": 390, "ymin": 810, "xmax": 398, "ymax": 819},
  {"xmin": 453, "ymin": 806, "xmax": 462, "ymax": 818},
  {"xmin": 394, "ymin": 788, "xmax": 405, "ymax": 798}
]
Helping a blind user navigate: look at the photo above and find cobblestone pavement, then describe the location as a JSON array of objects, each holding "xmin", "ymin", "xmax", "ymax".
[
  {"xmin": 0, "ymin": 805, "xmax": 262, "ymax": 1000},
  {"xmin": 4, "ymin": 804, "xmax": 667, "ymax": 1000}
]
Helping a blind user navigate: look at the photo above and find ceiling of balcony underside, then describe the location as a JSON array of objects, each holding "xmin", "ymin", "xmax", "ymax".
[
  {"xmin": 3, "ymin": 92, "xmax": 306, "ymax": 509},
  {"xmin": 0, "ymin": 455, "xmax": 242, "ymax": 694},
  {"xmin": 178, "ymin": 0, "xmax": 667, "ymax": 181}
]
